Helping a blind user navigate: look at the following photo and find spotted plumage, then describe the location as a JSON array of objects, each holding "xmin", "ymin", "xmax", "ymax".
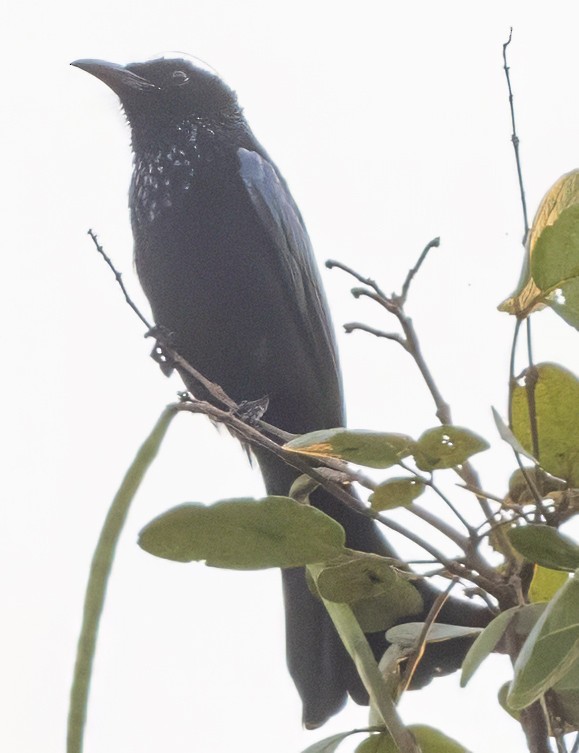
[{"xmin": 73, "ymin": 56, "xmax": 492, "ymax": 728}]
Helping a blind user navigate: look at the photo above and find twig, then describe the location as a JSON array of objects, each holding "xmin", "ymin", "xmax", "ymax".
[
  {"xmin": 457, "ymin": 483, "xmax": 505, "ymax": 505},
  {"xmin": 326, "ymin": 259, "xmax": 387, "ymax": 298},
  {"xmin": 406, "ymin": 505, "xmax": 468, "ymax": 551},
  {"xmin": 508, "ymin": 317, "xmax": 523, "ymax": 426},
  {"xmin": 89, "ymin": 234, "xmax": 510, "ymax": 597},
  {"xmin": 329, "ymin": 243, "xmax": 498, "ymax": 531},
  {"xmin": 174, "ymin": 395, "xmax": 505, "ymax": 598},
  {"xmin": 506, "ymin": 315, "xmax": 547, "ymax": 514},
  {"xmin": 406, "ymin": 501, "xmax": 503, "ymax": 585},
  {"xmin": 525, "ymin": 322, "xmax": 541, "ymax": 461},
  {"xmin": 513, "ymin": 452, "xmax": 547, "ymax": 511},
  {"xmin": 502, "ymin": 29, "xmax": 530, "ymax": 242},
  {"xmin": 371, "ymin": 511, "xmax": 503, "ymax": 597},
  {"xmin": 399, "ymin": 237, "xmax": 440, "ymax": 303},
  {"xmin": 398, "ymin": 460, "xmax": 474, "ymax": 534},
  {"xmin": 394, "ymin": 310, "xmax": 452, "ymax": 426},
  {"xmin": 87, "ymin": 230, "xmax": 293, "ymax": 441},
  {"xmin": 344, "ymin": 322, "xmax": 408, "ymax": 349},
  {"xmin": 88, "ymin": 230, "xmax": 153, "ymax": 330},
  {"xmin": 400, "ymin": 579, "xmax": 456, "ymax": 691}
]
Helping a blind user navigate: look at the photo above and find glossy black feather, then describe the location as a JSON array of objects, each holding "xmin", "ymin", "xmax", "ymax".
[{"xmin": 73, "ymin": 56, "xmax": 491, "ymax": 727}]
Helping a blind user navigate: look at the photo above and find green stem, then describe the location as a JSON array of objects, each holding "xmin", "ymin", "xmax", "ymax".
[
  {"xmin": 307, "ymin": 564, "xmax": 421, "ymax": 753},
  {"xmin": 67, "ymin": 406, "xmax": 177, "ymax": 753}
]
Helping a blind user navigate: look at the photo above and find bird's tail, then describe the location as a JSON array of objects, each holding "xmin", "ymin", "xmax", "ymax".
[{"xmin": 257, "ymin": 449, "xmax": 491, "ymax": 727}]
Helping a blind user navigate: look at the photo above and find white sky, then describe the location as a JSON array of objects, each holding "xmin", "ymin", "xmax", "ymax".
[{"xmin": 4, "ymin": 2, "xmax": 579, "ymax": 752}]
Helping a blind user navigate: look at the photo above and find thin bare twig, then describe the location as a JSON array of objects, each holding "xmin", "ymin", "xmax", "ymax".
[
  {"xmin": 177, "ymin": 395, "xmax": 506, "ymax": 595},
  {"xmin": 87, "ymin": 230, "xmax": 294, "ymax": 441},
  {"xmin": 506, "ymin": 315, "xmax": 547, "ymax": 513},
  {"xmin": 89, "ymin": 233, "xmax": 510, "ymax": 599},
  {"xmin": 503, "ymin": 29, "xmax": 530, "ymax": 242},
  {"xmin": 344, "ymin": 322, "xmax": 408, "ymax": 348},
  {"xmin": 405, "ymin": 505, "xmax": 469, "ymax": 551},
  {"xmin": 525, "ymin": 323, "xmax": 541, "ymax": 462},
  {"xmin": 513, "ymin": 452, "xmax": 546, "ymax": 510},
  {"xmin": 88, "ymin": 230, "xmax": 153, "ymax": 330},
  {"xmin": 399, "ymin": 237, "xmax": 440, "ymax": 303},
  {"xmin": 457, "ymin": 483, "xmax": 505, "ymax": 505},
  {"xmin": 397, "ymin": 460, "xmax": 474, "ymax": 534},
  {"xmin": 326, "ymin": 259, "xmax": 387, "ymax": 298},
  {"xmin": 400, "ymin": 579, "xmax": 457, "ymax": 692},
  {"xmin": 508, "ymin": 317, "xmax": 523, "ymax": 426},
  {"xmin": 329, "ymin": 242, "xmax": 498, "ymax": 532},
  {"xmin": 372, "ymin": 511, "xmax": 504, "ymax": 597}
]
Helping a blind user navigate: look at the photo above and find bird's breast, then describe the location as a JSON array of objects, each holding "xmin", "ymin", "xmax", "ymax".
[
  {"xmin": 130, "ymin": 147, "xmax": 294, "ymax": 404},
  {"xmin": 130, "ymin": 134, "xmax": 203, "ymax": 226}
]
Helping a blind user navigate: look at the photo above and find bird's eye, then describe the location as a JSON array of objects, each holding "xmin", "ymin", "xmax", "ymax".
[{"xmin": 172, "ymin": 70, "xmax": 189, "ymax": 85}]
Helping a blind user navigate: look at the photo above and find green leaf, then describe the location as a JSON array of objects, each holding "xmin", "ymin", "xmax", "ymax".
[
  {"xmin": 355, "ymin": 734, "xmax": 391, "ymax": 753},
  {"xmin": 547, "ymin": 277, "xmax": 579, "ymax": 329},
  {"xmin": 504, "ymin": 468, "xmax": 565, "ymax": 507},
  {"xmin": 370, "ymin": 478, "xmax": 425, "ymax": 511},
  {"xmin": 413, "ymin": 426, "xmax": 489, "ymax": 471},
  {"xmin": 356, "ymin": 727, "xmax": 470, "ymax": 753},
  {"xmin": 351, "ymin": 586, "xmax": 423, "ymax": 633},
  {"xmin": 285, "ymin": 429, "xmax": 415, "ymax": 469},
  {"xmin": 529, "ymin": 566, "xmax": 570, "ymax": 602},
  {"xmin": 532, "ymin": 203, "xmax": 579, "ymax": 289},
  {"xmin": 139, "ymin": 496, "xmax": 346, "ymax": 569},
  {"xmin": 460, "ymin": 607, "xmax": 520, "ymax": 686},
  {"xmin": 511, "ymin": 363, "xmax": 579, "ymax": 486},
  {"xmin": 499, "ymin": 169, "xmax": 579, "ymax": 319},
  {"xmin": 508, "ymin": 525, "xmax": 579, "ymax": 572},
  {"xmin": 315, "ymin": 553, "xmax": 423, "ymax": 632},
  {"xmin": 408, "ymin": 726, "xmax": 470, "ymax": 753},
  {"xmin": 512, "ymin": 603, "xmax": 548, "ymax": 636},
  {"xmin": 492, "ymin": 407, "xmax": 536, "ymax": 461},
  {"xmin": 301, "ymin": 731, "xmax": 362, "ymax": 753},
  {"xmin": 497, "ymin": 683, "xmax": 521, "ymax": 722},
  {"xmin": 288, "ymin": 473, "xmax": 319, "ymax": 503},
  {"xmin": 532, "ymin": 203, "xmax": 579, "ymax": 329},
  {"xmin": 552, "ymin": 660, "xmax": 579, "ymax": 730},
  {"xmin": 387, "ymin": 622, "xmax": 482, "ymax": 650},
  {"xmin": 508, "ymin": 570, "xmax": 579, "ymax": 709},
  {"xmin": 316, "ymin": 553, "xmax": 398, "ymax": 603},
  {"xmin": 461, "ymin": 604, "xmax": 548, "ymax": 687}
]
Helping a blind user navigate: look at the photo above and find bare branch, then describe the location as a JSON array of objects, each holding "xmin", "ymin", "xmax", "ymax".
[
  {"xmin": 406, "ymin": 505, "xmax": 469, "ymax": 551},
  {"xmin": 88, "ymin": 230, "xmax": 153, "ymax": 330},
  {"xmin": 344, "ymin": 322, "xmax": 408, "ymax": 349},
  {"xmin": 399, "ymin": 236, "xmax": 440, "ymax": 303},
  {"xmin": 87, "ymin": 230, "xmax": 294, "ymax": 441},
  {"xmin": 400, "ymin": 579, "xmax": 457, "ymax": 692},
  {"xmin": 502, "ymin": 29, "xmax": 530, "ymax": 242},
  {"xmin": 329, "ymin": 241, "xmax": 499, "ymax": 529},
  {"xmin": 89, "ymin": 233, "xmax": 510, "ymax": 600},
  {"xmin": 457, "ymin": 483, "xmax": 505, "ymax": 505},
  {"xmin": 326, "ymin": 259, "xmax": 387, "ymax": 298}
]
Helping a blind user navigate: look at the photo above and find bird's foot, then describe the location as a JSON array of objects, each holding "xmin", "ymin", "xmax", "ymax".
[
  {"xmin": 147, "ymin": 325, "xmax": 176, "ymax": 377},
  {"xmin": 235, "ymin": 396, "xmax": 270, "ymax": 425}
]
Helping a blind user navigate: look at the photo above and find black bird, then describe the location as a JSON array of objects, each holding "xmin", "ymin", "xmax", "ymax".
[{"xmin": 72, "ymin": 56, "xmax": 490, "ymax": 727}]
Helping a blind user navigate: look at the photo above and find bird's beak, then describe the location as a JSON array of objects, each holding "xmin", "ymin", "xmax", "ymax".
[{"xmin": 71, "ymin": 59, "xmax": 157, "ymax": 94}]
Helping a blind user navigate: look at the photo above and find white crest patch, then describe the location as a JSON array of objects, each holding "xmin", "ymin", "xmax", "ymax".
[{"xmin": 157, "ymin": 51, "xmax": 220, "ymax": 79}]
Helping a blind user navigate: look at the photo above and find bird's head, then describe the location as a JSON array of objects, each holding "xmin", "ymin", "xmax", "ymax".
[{"xmin": 71, "ymin": 56, "xmax": 242, "ymax": 145}]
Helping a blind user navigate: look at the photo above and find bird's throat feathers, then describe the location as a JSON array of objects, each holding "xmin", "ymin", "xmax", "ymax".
[{"xmin": 128, "ymin": 119, "xmax": 202, "ymax": 226}]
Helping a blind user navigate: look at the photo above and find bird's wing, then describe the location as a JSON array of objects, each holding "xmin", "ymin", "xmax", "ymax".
[{"xmin": 237, "ymin": 147, "xmax": 341, "ymax": 390}]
